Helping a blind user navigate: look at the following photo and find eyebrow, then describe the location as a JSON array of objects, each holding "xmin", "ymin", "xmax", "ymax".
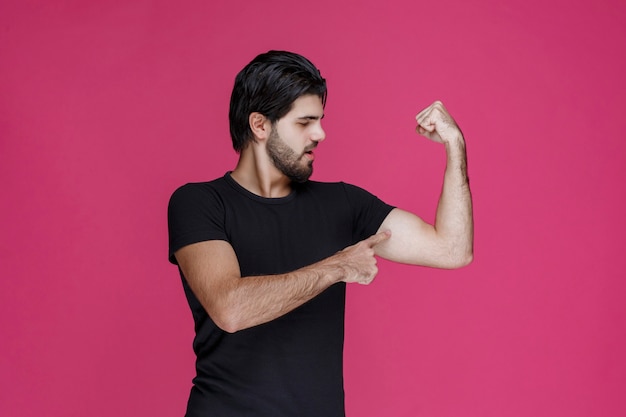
[{"xmin": 296, "ymin": 114, "xmax": 325, "ymax": 121}]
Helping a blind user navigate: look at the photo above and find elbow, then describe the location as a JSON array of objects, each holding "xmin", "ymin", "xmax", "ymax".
[
  {"xmin": 212, "ymin": 313, "xmax": 243, "ymax": 334},
  {"xmin": 448, "ymin": 234, "xmax": 474, "ymax": 268},
  {"xmin": 455, "ymin": 251, "xmax": 473, "ymax": 268},
  {"xmin": 209, "ymin": 310, "xmax": 245, "ymax": 333},
  {"xmin": 218, "ymin": 323, "xmax": 240, "ymax": 334},
  {"xmin": 442, "ymin": 245, "xmax": 473, "ymax": 269},
  {"xmin": 208, "ymin": 304, "xmax": 245, "ymax": 334},
  {"xmin": 197, "ymin": 288, "xmax": 249, "ymax": 333}
]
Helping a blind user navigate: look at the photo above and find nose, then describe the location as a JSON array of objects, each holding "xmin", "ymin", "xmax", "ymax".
[{"xmin": 311, "ymin": 123, "xmax": 326, "ymax": 143}]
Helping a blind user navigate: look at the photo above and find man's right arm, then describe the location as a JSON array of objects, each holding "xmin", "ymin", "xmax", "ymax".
[{"xmin": 175, "ymin": 231, "xmax": 390, "ymax": 333}]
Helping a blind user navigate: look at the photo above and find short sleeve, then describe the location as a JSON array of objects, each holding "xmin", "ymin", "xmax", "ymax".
[
  {"xmin": 167, "ymin": 183, "xmax": 228, "ymax": 264},
  {"xmin": 340, "ymin": 182, "xmax": 395, "ymax": 241}
]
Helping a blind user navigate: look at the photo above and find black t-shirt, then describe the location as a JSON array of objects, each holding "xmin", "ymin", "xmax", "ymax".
[{"xmin": 168, "ymin": 173, "xmax": 394, "ymax": 416}]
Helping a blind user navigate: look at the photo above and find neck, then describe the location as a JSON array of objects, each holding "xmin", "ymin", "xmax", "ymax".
[{"xmin": 230, "ymin": 145, "xmax": 292, "ymax": 198}]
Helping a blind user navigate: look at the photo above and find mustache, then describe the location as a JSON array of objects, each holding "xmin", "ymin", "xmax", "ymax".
[{"xmin": 303, "ymin": 143, "xmax": 318, "ymax": 153}]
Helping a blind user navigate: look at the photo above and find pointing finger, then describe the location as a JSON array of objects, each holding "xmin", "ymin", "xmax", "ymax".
[{"xmin": 366, "ymin": 230, "xmax": 392, "ymax": 247}]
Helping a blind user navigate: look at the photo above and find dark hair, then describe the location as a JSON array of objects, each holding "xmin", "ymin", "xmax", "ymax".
[{"xmin": 229, "ymin": 50, "xmax": 327, "ymax": 152}]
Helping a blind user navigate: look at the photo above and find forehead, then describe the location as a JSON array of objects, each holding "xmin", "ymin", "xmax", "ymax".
[{"xmin": 284, "ymin": 94, "xmax": 325, "ymax": 119}]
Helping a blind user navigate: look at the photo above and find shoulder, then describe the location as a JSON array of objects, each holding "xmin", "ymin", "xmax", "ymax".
[
  {"xmin": 167, "ymin": 176, "xmax": 232, "ymax": 264},
  {"xmin": 170, "ymin": 176, "xmax": 227, "ymax": 197},
  {"xmin": 169, "ymin": 176, "xmax": 231, "ymax": 207}
]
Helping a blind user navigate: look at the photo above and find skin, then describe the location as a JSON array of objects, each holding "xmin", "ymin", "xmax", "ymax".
[
  {"xmin": 175, "ymin": 95, "xmax": 473, "ymax": 333},
  {"xmin": 265, "ymin": 123, "xmax": 316, "ymax": 183}
]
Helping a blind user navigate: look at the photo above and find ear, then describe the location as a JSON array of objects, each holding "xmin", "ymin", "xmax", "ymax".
[{"xmin": 249, "ymin": 112, "xmax": 271, "ymax": 142}]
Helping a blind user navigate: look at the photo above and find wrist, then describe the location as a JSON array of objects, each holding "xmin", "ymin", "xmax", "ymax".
[
  {"xmin": 443, "ymin": 134, "xmax": 466, "ymax": 154},
  {"xmin": 306, "ymin": 258, "xmax": 342, "ymax": 287}
]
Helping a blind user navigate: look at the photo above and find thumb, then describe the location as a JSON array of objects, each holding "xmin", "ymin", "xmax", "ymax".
[{"xmin": 366, "ymin": 230, "xmax": 392, "ymax": 247}]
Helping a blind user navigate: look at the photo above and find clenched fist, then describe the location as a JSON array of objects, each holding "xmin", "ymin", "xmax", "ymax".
[{"xmin": 416, "ymin": 101, "xmax": 464, "ymax": 145}]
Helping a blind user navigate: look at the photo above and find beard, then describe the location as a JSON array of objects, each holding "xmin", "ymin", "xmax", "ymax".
[{"xmin": 266, "ymin": 128, "xmax": 314, "ymax": 183}]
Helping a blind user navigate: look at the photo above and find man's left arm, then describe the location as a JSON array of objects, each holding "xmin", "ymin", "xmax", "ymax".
[{"xmin": 375, "ymin": 101, "xmax": 474, "ymax": 269}]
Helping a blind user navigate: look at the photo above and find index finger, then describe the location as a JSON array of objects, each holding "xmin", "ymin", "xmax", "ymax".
[{"xmin": 366, "ymin": 230, "xmax": 392, "ymax": 247}]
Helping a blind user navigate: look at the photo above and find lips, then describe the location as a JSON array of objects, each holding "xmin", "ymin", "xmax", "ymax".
[{"xmin": 303, "ymin": 144, "xmax": 317, "ymax": 161}]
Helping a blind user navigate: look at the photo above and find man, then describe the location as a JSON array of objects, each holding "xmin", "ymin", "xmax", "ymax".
[{"xmin": 168, "ymin": 50, "xmax": 473, "ymax": 416}]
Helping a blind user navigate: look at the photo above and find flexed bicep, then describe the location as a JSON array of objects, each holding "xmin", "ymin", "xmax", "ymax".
[{"xmin": 374, "ymin": 208, "xmax": 460, "ymax": 268}]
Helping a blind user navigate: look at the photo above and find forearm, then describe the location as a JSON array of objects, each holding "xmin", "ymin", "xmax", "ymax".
[
  {"xmin": 434, "ymin": 136, "xmax": 474, "ymax": 265},
  {"xmin": 216, "ymin": 260, "xmax": 341, "ymax": 332},
  {"xmin": 203, "ymin": 232, "xmax": 387, "ymax": 333}
]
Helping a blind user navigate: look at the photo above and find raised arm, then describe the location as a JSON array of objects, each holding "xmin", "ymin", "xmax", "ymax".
[
  {"xmin": 175, "ymin": 231, "xmax": 390, "ymax": 333},
  {"xmin": 375, "ymin": 101, "xmax": 474, "ymax": 268}
]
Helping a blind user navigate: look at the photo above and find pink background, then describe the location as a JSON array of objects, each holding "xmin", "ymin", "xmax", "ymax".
[{"xmin": 2, "ymin": 0, "xmax": 625, "ymax": 416}]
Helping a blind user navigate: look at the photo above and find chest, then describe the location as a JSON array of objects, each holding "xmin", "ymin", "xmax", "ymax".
[{"xmin": 223, "ymin": 195, "xmax": 355, "ymax": 276}]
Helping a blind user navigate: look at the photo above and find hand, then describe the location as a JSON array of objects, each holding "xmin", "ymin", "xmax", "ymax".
[
  {"xmin": 330, "ymin": 230, "xmax": 391, "ymax": 285},
  {"xmin": 416, "ymin": 101, "xmax": 463, "ymax": 145}
]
